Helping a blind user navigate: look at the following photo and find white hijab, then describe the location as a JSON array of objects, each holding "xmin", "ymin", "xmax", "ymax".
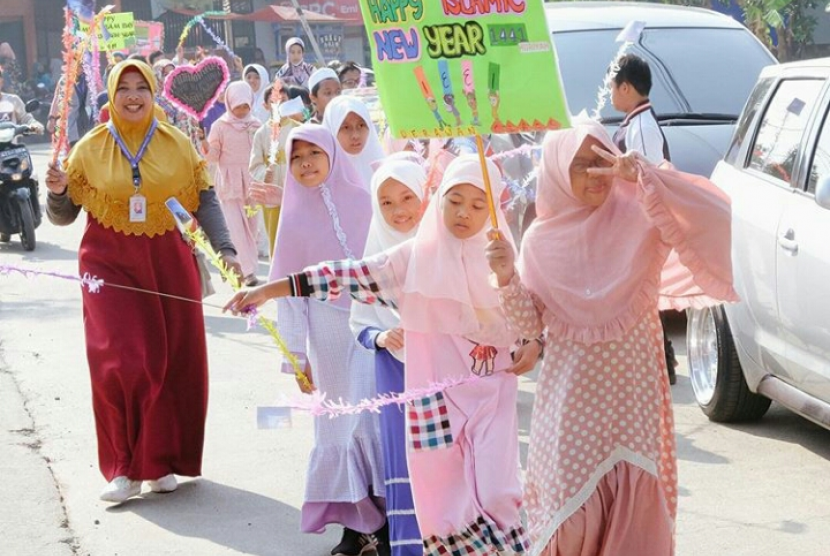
[
  {"xmin": 322, "ymin": 95, "xmax": 385, "ymax": 190},
  {"xmin": 349, "ymin": 160, "xmax": 427, "ymax": 361},
  {"xmin": 243, "ymin": 63, "xmax": 271, "ymax": 123}
]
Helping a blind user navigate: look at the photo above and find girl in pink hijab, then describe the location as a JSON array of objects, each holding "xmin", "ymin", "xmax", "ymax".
[
  {"xmin": 487, "ymin": 118, "xmax": 738, "ymax": 556},
  {"xmin": 203, "ymin": 81, "xmax": 262, "ymax": 285},
  {"xmin": 227, "ymin": 154, "xmax": 542, "ymax": 556}
]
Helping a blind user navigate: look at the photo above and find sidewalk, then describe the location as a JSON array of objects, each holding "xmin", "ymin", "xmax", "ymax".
[{"xmin": 0, "ymin": 351, "xmax": 75, "ymax": 556}]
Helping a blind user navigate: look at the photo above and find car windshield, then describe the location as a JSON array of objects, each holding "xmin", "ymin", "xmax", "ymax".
[{"xmin": 551, "ymin": 27, "xmax": 774, "ymax": 121}]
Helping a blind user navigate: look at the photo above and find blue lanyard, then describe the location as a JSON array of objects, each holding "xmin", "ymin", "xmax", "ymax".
[{"xmin": 107, "ymin": 119, "xmax": 158, "ymax": 189}]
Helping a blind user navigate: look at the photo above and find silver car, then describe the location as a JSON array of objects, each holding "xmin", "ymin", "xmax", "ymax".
[{"xmin": 687, "ymin": 58, "xmax": 830, "ymax": 428}]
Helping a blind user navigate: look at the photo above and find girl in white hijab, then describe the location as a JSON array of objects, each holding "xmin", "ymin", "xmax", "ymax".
[
  {"xmin": 243, "ymin": 63, "xmax": 270, "ymax": 123},
  {"xmin": 349, "ymin": 160, "xmax": 427, "ymax": 555},
  {"xmin": 323, "ymin": 95, "xmax": 386, "ymax": 189}
]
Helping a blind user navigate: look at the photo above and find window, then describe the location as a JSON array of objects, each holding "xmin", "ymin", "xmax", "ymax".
[
  {"xmin": 808, "ymin": 106, "xmax": 830, "ymax": 194},
  {"xmin": 550, "ymin": 28, "xmax": 774, "ymax": 121},
  {"xmin": 725, "ymin": 77, "xmax": 774, "ymax": 166},
  {"xmin": 748, "ymin": 79, "xmax": 825, "ymax": 184}
]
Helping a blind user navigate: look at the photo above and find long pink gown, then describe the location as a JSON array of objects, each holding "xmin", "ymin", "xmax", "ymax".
[
  {"xmin": 205, "ymin": 117, "xmax": 260, "ymax": 277},
  {"xmin": 289, "ymin": 240, "xmax": 530, "ymax": 555},
  {"xmin": 500, "ymin": 157, "xmax": 738, "ymax": 556}
]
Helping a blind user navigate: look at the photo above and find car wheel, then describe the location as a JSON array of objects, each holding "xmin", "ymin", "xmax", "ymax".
[{"xmin": 686, "ymin": 306, "xmax": 771, "ymax": 422}]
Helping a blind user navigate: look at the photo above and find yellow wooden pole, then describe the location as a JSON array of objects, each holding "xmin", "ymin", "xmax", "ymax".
[{"xmin": 474, "ymin": 134, "xmax": 499, "ymax": 231}]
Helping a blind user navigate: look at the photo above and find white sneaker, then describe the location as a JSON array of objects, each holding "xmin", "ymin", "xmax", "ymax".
[
  {"xmin": 100, "ymin": 476, "xmax": 141, "ymax": 503},
  {"xmin": 147, "ymin": 474, "xmax": 178, "ymax": 493}
]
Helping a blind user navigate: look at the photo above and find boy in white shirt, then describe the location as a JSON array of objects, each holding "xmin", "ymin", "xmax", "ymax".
[
  {"xmin": 609, "ymin": 53, "xmax": 677, "ymax": 384},
  {"xmin": 610, "ymin": 54, "xmax": 671, "ymax": 164}
]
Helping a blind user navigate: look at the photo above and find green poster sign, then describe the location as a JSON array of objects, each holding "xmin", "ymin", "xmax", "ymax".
[
  {"xmin": 359, "ymin": 0, "xmax": 571, "ymax": 139},
  {"xmin": 80, "ymin": 12, "xmax": 136, "ymax": 51}
]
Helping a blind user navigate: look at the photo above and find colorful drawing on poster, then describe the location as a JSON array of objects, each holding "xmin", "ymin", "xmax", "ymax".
[
  {"xmin": 461, "ymin": 60, "xmax": 479, "ymax": 126},
  {"xmin": 413, "ymin": 65, "xmax": 449, "ymax": 132},
  {"xmin": 359, "ymin": 0, "xmax": 570, "ymax": 138}
]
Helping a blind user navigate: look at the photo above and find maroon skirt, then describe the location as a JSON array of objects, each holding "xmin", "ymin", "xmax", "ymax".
[{"xmin": 79, "ymin": 216, "xmax": 208, "ymax": 481}]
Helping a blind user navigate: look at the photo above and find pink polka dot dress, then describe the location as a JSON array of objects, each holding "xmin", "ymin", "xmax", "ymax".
[{"xmin": 500, "ymin": 278, "xmax": 677, "ymax": 556}]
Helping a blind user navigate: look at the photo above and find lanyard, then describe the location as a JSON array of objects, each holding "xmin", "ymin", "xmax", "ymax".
[{"xmin": 107, "ymin": 119, "xmax": 158, "ymax": 190}]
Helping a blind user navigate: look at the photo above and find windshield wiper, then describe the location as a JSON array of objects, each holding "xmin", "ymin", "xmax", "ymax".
[
  {"xmin": 596, "ymin": 113, "xmax": 738, "ymax": 126},
  {"xmin": 657, "ymin": 112, "xmax": 739, "ymax": 122}
]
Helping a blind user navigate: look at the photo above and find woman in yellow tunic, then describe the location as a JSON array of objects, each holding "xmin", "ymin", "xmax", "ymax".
[{"xmin": 44, "ymin": 60, "xmax": 240, "ymax": 503}]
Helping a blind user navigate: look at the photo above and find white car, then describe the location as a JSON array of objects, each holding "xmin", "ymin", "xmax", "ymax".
[{"xmin": 687, "ymin": 58, "xmax": 830, "ymax": 428}]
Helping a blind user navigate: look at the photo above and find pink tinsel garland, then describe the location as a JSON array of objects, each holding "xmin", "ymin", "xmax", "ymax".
[
  {"xmin": 281, "ymin": 374, "xmax": 481, "ymax": 419},
  {"xmin": 489, "ymin": 143, "xmax": 540, "ymax": 163},
  {"xmin": 1, "ymin": 262, "xmax": 490, "ymax": 418},
  {"xmin": 0, "ymin": 263, "xmax": 103, "ymax": 293}
]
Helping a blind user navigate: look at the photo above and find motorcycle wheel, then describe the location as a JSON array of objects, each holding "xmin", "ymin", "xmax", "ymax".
[{"xmin": 18, "ymin": 197, "xmax": 36, "ymax": 251}]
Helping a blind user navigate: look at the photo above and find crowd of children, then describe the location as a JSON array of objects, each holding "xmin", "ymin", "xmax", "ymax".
[
  {"xmin": 51, "ymin": 35, "xmax": 740, "ymax": 556},
  {"xmin": 218, "ymin": 42, "xmax": 740, "ymax": 556}
]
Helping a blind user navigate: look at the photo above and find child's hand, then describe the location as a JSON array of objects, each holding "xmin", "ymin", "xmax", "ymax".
[
  {"xmin": 377, "ymin": 328, "xmax": 404, "ymax": 351},
  {"xmin": 587, "ymin": 146, "xmax": 640, "ymax": 183},
  {"xmin": 485, "ymin": 231, "xmax": 515, "ymax": 287},
  {"xmin": 297, "ymin": 362, "xmax": 315, "ymax": 394},
  {"xmin": 220, "ymin": 253, "xmax": 243, "ymax": 282},
  {"xmin": 223, "ymin": 285, "xmax": 271, "ymax": 315},
  {"xmin": 509, "ymin": 340, "xmax": 542, "ymax": 376},
  {"xmin": 250, "ymin": 181, "xmax": 283, "ymax": 206}
]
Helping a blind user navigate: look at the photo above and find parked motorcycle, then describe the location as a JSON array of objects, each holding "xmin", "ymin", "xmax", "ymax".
[{"xmin": 0, "ymin": 100, "xmax": 42, "ymax": 251}]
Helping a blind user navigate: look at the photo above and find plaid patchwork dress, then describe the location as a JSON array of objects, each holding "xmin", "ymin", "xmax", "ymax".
[{"xmin": 291, "ymin": 249, "xmax": 530, "ymax": 555}]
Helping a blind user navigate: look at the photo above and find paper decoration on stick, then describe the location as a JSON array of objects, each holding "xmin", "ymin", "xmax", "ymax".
[
  {"xmin": 163, "ymin": 56, "xmax": 229, "ymax": 121},
  {"xmin": 616, "ymin": 21, "xmax": 646, "ymax": 44},
  {"xmin": 67, "ymin": 0, "xmax": 96, "ymax": 22}
]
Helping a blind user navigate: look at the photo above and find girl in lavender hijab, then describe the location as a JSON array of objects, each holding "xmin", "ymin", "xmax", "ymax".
[{"xmin": 268, "ymin": 124, "xmax": 388, "ymax": 556}]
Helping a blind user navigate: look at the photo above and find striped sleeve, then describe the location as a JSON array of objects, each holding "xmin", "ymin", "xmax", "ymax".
[{"xmin": 288, "ymin": 259, "xmax": 397, "ymax": 309}]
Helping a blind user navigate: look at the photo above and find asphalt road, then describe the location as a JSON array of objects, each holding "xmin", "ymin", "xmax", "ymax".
[{"xmin": 1, "ymin": 144, "xmax": 829, "ymax": 556}]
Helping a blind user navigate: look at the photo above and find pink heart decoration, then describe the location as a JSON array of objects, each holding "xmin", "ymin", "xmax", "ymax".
[{"xmin": 163, "ymin": 56, "xmax": 230, "ymax": 121}]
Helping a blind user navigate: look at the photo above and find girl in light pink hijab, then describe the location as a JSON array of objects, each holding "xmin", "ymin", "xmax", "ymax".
[
  {"xmin": 227, "ymin": 154, "xmax": 542, "ymax": 555},
  {"xmin": 204, "ymin": 81, "xmax": 262, "ymax": 284},
  {"xmin": 487, "ymin": 117, "xmax": 738, "ymax": 556}
]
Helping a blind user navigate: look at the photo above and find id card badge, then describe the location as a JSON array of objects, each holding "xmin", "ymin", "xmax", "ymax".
[{"xmin": 129, "ymin": 194, "xmax": 147, "ymax": 223}]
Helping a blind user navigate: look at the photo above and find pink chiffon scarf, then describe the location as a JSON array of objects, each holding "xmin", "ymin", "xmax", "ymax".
[
  {"xmin": 519, "ymin": 118, "xmax": 738, "ymax": 344},
  {"xmin": 219, "ymin": 81, "xmax": 260, "ymax": 131},
  {"xmin": 396, "ymin": 154, "xmax": 517, "ymax": 347}
]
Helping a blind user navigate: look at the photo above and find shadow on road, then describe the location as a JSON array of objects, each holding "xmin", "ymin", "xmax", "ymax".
[
  {"xmin": 724, "ymin": 404, "xmax": 830, "ymax": 461},
  {"xmin": 107, "ymin": 479, "xmax": 307, "ymax": 556},
  {"xmin": 675, "ymin": 429, "xmax": 730, "ymax": 466}
]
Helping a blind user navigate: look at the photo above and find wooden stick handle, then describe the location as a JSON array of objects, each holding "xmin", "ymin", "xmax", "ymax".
[{"xmin": 474, "ymin": 134, "xmax": 499, "ymax": 230}]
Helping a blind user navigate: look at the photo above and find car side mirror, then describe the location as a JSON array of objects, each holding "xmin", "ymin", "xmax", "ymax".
[{"xmin": 815, "ymin": 175, "xmax": 830, "ymax": 210}]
